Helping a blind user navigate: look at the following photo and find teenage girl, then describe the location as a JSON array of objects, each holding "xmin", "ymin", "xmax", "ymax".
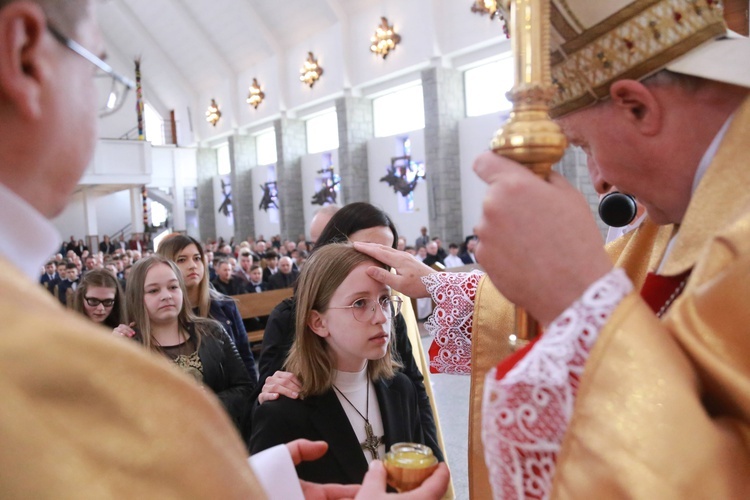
[
  {"xmin": 115, "ymin": 256, "xmax": 253, "ymax": 443},
  {"xmin": 250, "ymin": 244, "xmax": 439, "ymax": 484}
]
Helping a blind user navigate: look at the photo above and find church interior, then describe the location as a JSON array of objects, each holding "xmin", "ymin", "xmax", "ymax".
[{"xmin": 43, "ymin": 1, "xmax": 750, "ymax": 499}]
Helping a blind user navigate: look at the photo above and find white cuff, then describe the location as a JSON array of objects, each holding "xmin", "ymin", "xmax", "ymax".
[{"xmin": 248, "ymin": 444, "xmax": 304, "ymax": 500}]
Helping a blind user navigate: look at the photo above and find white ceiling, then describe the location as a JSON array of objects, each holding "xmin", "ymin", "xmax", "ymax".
[
  {"xmin": 94, "ymin": 0, "xmax": 508, "ymax": 144},
  {"xmin": 97, "ymin": 0, "xmax": 382, "ymax": 104}
]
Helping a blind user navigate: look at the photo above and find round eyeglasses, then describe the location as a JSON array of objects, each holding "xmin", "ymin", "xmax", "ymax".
[
  {"xmin": 328, "ymin": 295, "xmax": 403, "ymax": 323},
  {"xmin": 84, "ymin": 297, "xmax": 115, "ymax": 308}
]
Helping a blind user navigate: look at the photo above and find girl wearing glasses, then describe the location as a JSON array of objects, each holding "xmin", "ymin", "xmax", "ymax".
[
  {"xmin": 250, "ymin": 244, "xmax": 438, "ymax": 484},
  {"xmin": 72, "ymin": 269, "xmax": 124, "ymax": 329},
  {"xmin": 257, "ymin": 202, "xmax": 443, "ymax": 462},
  {"xmin": 116, "ymin": 256, "xmax": 254, "ymax": 445}
]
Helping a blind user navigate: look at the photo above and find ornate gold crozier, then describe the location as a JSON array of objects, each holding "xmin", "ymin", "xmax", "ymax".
[{"xmin": 491, "ymin": 0, "xmax": 568, "ymax": 346}]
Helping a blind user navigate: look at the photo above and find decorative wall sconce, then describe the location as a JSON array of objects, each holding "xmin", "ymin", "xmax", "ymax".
[
  {"xmin": 205, "ymin": 98, "xmax": 221, "ymax": 126},
  {"xmin": 470, "ymin": 0, "xmax": 500, "ymax": 19},
  {"xmin": 370, "ymin": 17, "xmax": 401, "ymax": 59},
  {"xmin": 300, "ymin": 52, "xmax": 324, "ymax": 88},
  {"xmin": 470, "ymin": 1, "xmax": 509, "ymax": 36},
  {"xmin": 246, "ymin": 78, "xmax": 265, "ymax": 109}
]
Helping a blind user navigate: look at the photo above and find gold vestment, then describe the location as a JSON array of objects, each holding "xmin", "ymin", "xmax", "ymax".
[{"xmin": 0, "ymin": 257, "xmax": 265, "ymax": 498}]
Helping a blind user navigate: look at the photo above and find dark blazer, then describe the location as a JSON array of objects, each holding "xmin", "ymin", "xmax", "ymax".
[
  {"xmin": 99, "ymin": 241, "xmax": 116, "ymax": 254},
  {"xmin": 250, "ymin": 373, "xmax": 430, "ymax": 485},
  {"xmin": 197, "ymin": 323, "xmax": 254, "ymax": 444},
  {"xmin": 261, "ymin": 266, "xmax": 277, "ymax": 283},
  {"xmin": 211, "ymin": 276, "xmax": 246, "ymax": 296},
  {"xmin": 267, "ymin": 270, "xmax": 299, "ymax": 290},
  {"xmin": 39, "ymin": 273, "xmax": 59, "ymax": 294},
  {"xmin": 256, "ymin": 298, "xmax": 443, "ymax": 461},
  {"xmin": 56, "ymin": 279, "xmax": 78, "ymax": 305},
  {"xmin": 205, "ymin": 298, "xmax": 258, "ymax": 385},
  {"xmin": 459, "ymin": 251, "xmax": 476, "ymax": 265}
]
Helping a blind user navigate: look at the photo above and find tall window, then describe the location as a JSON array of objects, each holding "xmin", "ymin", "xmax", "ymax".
[
  {"xmin": 145, "ymin": 102, "xmax": 165, "ymax": 145},
  {"xmin": 373, "ymin": 83, "xmax": 425, "ymax": 137},
  {"xmin": 216, "ymin": 143, "xmax": 231, "ymax": 176},
  {"xmin": 306, "ymin": 109, "xmax": 339, "ymax": 154},
  {"xmin": 464, "ymin": 56, "xmax": 515, "ymax": 117},
  {"xmin": 255, "ymin": 128, "xmax": 277, "ymax": 165}
]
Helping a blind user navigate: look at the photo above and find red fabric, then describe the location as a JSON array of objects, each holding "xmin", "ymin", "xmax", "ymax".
[
  {"xmin": 640, "ymin": 270, "xmax": 692, "ymax": 315},
  {"xmin": 494, "ymin": 336, "xmax": 542, "ymax": 380}
]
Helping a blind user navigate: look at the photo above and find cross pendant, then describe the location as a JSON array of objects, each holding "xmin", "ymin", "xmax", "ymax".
[{"xmin": 361, "ymin": 421, "xmax": 383, "ymax": 461}]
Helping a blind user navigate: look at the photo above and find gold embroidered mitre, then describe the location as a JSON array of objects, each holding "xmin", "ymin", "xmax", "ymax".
[{"xmin": 547, "ymin": 0, "xmax": 731, "ymax": 117}]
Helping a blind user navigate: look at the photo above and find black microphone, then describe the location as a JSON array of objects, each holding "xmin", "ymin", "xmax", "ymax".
[{"xmin": 598, "ymin": 192, "xmax": 637, "ymax": 228}]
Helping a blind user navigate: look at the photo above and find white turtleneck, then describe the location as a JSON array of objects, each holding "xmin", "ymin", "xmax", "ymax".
[{"xmin": 333, "ymin": 365, "xmax": 386, "ymax": 462}]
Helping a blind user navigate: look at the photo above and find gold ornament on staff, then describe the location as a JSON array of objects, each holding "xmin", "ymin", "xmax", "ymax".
[{"xmin": 491, "ymin": 0, "xmax": 568, "ymax": 346}]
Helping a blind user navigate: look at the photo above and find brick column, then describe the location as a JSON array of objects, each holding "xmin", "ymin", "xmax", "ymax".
[
  {"xmin": 274, "ymin": 118, "xmax": 306, "ymax": 240},
  {"xmin": 421, "ymin": 66, "xmax": 465, "ymax": 246},
  {"xmin": 229, "ymin": 134, "xmax": 257, "ymax": 243},
  {"xmin": 336, "ymin": 96, "xmax": 374, "ymax": 204},
  {"xmin": 197, "ymin": 147, "xmax": 217, "ymax": 242}
]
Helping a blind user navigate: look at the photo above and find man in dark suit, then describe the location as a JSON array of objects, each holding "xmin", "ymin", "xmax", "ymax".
[
  {"xmin": 211, "ymin": 260, "xmax": 246, "ymax": 296},
  {"xmin": 246, "ymin": 265, "xmax": 267, "ymax": 294},
  {"xmin": 262, "ymin": 250, "xmax": 279, "ymax": 284},
  {"xmin": 268, "ymin": 257, "xmax": 299, "ymax": 290},
  {"xmin": 56, "ymin": 263, "xmax": 79, "ymax": 306},
  {"xmin": 39, "ymin": 260, "xmax": 59, "ymax": 295},
  {"xmin": 99, "ymin": 235, "xmax": 115, "ymax": 255}
]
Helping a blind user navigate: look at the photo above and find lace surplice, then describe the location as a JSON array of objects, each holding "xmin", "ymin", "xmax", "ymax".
[
  {"xmin": 423, "ymin": 270, "xmax": 483, "ymax": 375},
  {"xmin": 480, "ymin": 269, "xmax": 633, "ymax": 499}
]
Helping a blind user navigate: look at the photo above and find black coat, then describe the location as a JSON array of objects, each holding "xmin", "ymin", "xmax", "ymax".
[
  {"xmin": 250, "ymin": 373, "xmax": 427, "ymax": 485},
  {"xmin": 256, "ymin": 298, "xmax": 443, "ymax": 461}
]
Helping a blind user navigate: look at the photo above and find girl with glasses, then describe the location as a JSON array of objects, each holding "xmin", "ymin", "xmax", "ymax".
[
  {"xmin": 72, "ymin": 269, "xmax": 124, "ymax": 329},
  {"xmin": 117, "ymin": 256, "xmax": 253, "ymax": 445},
  {"xmin": 250, "ymin": 244, "xmax": 439, "ymax": 485},
  {"xmin": 257, "ymin": 202, "xmax": 443, "ymax": 462}
]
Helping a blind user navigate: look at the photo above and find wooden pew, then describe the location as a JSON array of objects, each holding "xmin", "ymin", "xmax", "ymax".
[{"xmin": 231, "ymin": 288, "xmax": 294, "ymax": 343}]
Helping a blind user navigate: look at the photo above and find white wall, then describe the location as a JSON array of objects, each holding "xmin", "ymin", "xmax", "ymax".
[
  {"xmin": 367, "ymin": 130, "xmax": 429, "ymax": 243},
  {"xmin": 53, "ymin": 189, "xmax": 132, "ymax": 241},
  {"xmin": 458, "ymin": 112, "xmax": 507, "ymax": 238},
  {"xmin": 301, "ymin": 150, "xmax": 340, "ymax": 239}
]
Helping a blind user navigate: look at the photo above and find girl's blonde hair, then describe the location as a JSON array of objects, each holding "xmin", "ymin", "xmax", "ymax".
[
  {"xmin": 156, "ymin": 234, "xmax": 223, "ymax": 317},
  {"xmin": 285, "ymin": 243, "xmax": 400, "ymax": 397},
  {"xmin": 125, "ymin": 255, "xmax": 216, "ymax": 350}
]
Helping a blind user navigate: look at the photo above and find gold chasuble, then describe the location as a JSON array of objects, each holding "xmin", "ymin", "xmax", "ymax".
[
  {"xmin": 468, "ymin": 216, "xmax": 672, "ymax": 499},
  {"xmin": 552, "ymin": 95, "xmax": 750, "ymax": 498},
  {"xmin": 0, "ymin": 257, "xmax": 265, "ymax": 498}
]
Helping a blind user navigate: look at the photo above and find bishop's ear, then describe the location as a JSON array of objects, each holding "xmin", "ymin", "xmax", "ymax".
[
  {"xmin": 307, "ymin": 310, "xmax": 328, "ymax": 338},
  {"xmin": 0, "ymin": 2, "xmax": 47, "ymax": 119},
  {"xmin": 608, "ymin": 79, "xmax": 662, "ymax": 136}
]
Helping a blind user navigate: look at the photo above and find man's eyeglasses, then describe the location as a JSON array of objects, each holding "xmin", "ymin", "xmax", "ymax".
[
  {"xmin": 84, "ymin": 297, "xmax": 115, "ymax": 308},
  {"xmin": 328, "ymin": 295, "xmax": 403, "ymax": 323},
  {"xmin": 47, "ymin": 24, "xmax": 135, "ymax": 117}
]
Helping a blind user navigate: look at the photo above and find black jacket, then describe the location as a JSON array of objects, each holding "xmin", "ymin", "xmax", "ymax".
[
  {"xmin": 197, "ymin": 323, "xmax": 254, "ymax": 444},
  {"xmin": 250, "ymin": 373, "xmax": 428, "ymax": 485},
  {"xmin": 256, "ymin": 298, "xmax": 443, "ymax": 461},
  {"xmin": 267, "ymin": 270, "xmax": 299, "ymax": 290},
  {"xmin": 205, "ymin": 298, "xmax": 258, "ymax": 385}
]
